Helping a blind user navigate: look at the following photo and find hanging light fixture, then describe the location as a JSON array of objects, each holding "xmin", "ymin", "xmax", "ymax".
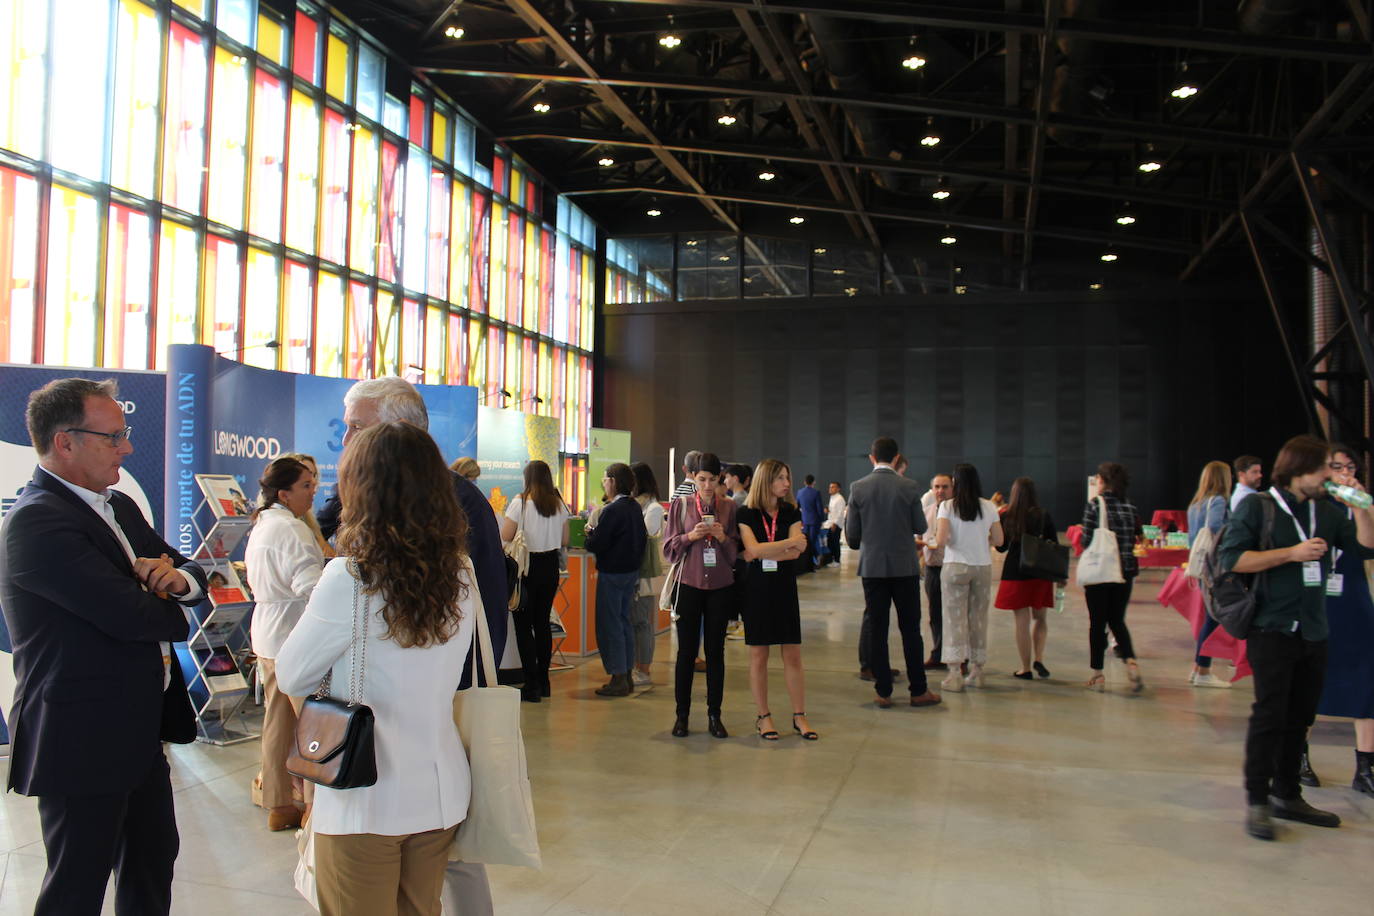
[
  {"xmin": 758, "ymin": 167, "xmax": 776, "ymax": 181},
  {"xmin": 660, "ymin": 15, "xmax": 681, "ymax": 49},
  {"xmin": 1115, "ymin": 203, "xmax": 1136, "ymax": 226},
  {"xmin": 597, "ymin": 156, "xmax": 615, "ymax": 167},
  {"xmin": 1170, "ymin": 61, "xmax": 1198, "ymax": 99},
  {"xmin": 931, "ymin": 181, "xmax": 951, "ymax": 200},
  {"xmin": 1100, "ymin": 250, "xmax": 1119, "ymax": 263},
  {"xmin": 717, "ymin": 113, "xmax": 737, "ymax": 126},
  {"xmin": 532, "ymin": 100, "xmax": 551, "ymax": 114},
  {"xmin": 646, "ymin": 207, "xmax": 662, "ymax": 217},
  {"xmin": 940, "ymin": 233, "xmax": 957, "ymax": 245},
  {"xmin": 789, "ymin": 214, "xmax": 806, "ymax": 225},
  {"xmin": 444, "ymin": 24, "xmax": 465, "ymax": 39},
  {"xmin": 901, "ymin": 36, "xmax": 926, "ymax": 70},
  {"xmin": 920, "ymin": 116, "xmax": 940, "ymax": 147}
]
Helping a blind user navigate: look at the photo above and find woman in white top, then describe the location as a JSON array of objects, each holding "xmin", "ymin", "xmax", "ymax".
[
  {"xmin": 630, "ymin": 462, "xmax": 666, "ymax": 686},
  {"xmin": 280, "ymin": 451, "xmax": 336, "ymax": 559},
  {"xmin": 277, "ymin": 422, "xmax": 477, "ymax": 916},
  {"xmin": 501, "ymin": 460, "xmax": 570, "ymax": 703},
  {"xmin": 245, "ymin": 456, "xmax": 324, "ymax": 832},
  {"xmin": 929, "ymin": 463, "xmax": 1004, "ymax": 692}
]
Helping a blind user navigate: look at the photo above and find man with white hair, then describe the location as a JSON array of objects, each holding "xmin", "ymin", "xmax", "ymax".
[{"xmin": 316, "ymin": 378, "xmax": 507, "ymax": 915}]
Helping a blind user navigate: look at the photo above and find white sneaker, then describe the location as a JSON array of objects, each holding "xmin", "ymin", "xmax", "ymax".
[
  {"xmin": 1192, "ymin": 672, "xmax": 1231, "ymax": 688},
  {"xmin": 631, "ymin": 669, "xmax": 651, "ymax": 687}
]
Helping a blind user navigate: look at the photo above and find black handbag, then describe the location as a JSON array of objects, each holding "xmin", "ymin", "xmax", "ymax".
[
  {"xmin": 1019, "ymin": 513, "xmax": 1070, "ymax": 581},
  {"xmin": 286, "ymin": 562, "xmax": 378, "ymax": 789}
]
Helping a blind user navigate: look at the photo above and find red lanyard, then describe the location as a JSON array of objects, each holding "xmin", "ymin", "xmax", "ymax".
[{"xmin": 760, "ymin": 508, "xmax": 778, "ymax": 542}]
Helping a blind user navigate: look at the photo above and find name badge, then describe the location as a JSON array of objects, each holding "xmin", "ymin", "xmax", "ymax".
[
  {"xmin": 703, "ymin": 547, "xmax": 717, "ymax": 568},
  {"xmin": 1326, "ymin": 573, "xmax": 1344, "ymax": 596},
  {"xmin": 1302, "ymin": 561, "xmax": 1322, "ymax": 587},
  {"xmin": 762, "ymin": 559, "xmax": 778, "ymax": 572}
]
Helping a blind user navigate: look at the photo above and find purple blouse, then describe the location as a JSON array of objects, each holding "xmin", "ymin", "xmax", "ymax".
[{"xmin": 662, "ymin": 492, "xmax": 740, "ymax": 591}]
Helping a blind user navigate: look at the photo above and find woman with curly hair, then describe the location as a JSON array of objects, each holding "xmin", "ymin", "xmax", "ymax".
[{"xmin": 278, "ymin": 422, "xmax": 479, "ymax": 916}]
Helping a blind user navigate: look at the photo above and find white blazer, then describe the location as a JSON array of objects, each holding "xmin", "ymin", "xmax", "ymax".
[
  {"xmin": 245, "ymin": 505, "xmax": 324, "ymax": 659},
  {"xmin": 277, "ymin": 556, "xmax": 477, "ymax": 837}
]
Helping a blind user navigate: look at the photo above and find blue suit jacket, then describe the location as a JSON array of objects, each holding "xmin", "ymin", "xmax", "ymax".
[
  {"xmin": 797, "ymin": 485, "xmax": 825, "ymax": 526},
  {"xmin": 0, "ymin": 468, "xmax": 207, "ymax": 796}
]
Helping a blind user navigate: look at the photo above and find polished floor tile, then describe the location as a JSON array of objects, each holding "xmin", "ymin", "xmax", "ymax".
[{"xmin": 3, "ymin": 553, "xmax": 1372, "ymax": 914}]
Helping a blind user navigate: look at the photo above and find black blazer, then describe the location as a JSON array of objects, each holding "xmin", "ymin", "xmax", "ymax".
[
  {"xmin": 0, "ymin": 467, "xmax": 207, "ymax": 797},
  {"xmin": 317, "ymin": 470, "xmax": 509, "ymax": 681}
]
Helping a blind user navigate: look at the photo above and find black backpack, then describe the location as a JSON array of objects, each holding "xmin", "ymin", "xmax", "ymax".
[{"xmin": 1202, "ymin": 494, "xmax": 1276, "ymax": 639}]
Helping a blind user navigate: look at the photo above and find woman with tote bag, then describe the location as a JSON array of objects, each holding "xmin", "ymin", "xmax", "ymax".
[
  {"xmin": 1185, "ymin": 461, "xmax": 1233, "ymax": 688},
  {"xmin": 1078, "ymin": 462, "xmax": 1144, "ymax": 693}
]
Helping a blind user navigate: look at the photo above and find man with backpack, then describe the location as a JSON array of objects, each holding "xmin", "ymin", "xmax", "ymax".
[{"xmin": 1216, "ymin": 435, "xmax": 1374, "ymax": 840}]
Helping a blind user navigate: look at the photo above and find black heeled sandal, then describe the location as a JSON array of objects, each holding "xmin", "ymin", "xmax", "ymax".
[
  {"xmin": 755, "ymin": 712, "xmax": 779, "ymax": 741},
  {"xmin": 792, "ymin": 712, "xmax": 819, "ymax": 741}
]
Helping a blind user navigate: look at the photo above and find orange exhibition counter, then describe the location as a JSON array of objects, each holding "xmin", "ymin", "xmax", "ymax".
[{"xmin": 552, "ymin": 549, "xmax": 671, "ymax": 657}]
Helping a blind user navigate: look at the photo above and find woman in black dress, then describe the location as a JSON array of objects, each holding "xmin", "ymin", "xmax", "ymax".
[{"xmin": 737, "ymin": 459, "xmax": 815, "ymax": 741}]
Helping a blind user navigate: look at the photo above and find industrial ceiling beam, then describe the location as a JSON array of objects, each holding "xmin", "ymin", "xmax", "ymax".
[
  {"xmin": 561, "ymin": 184, "xmax": 1197, "ymax": 254},
  {"xmin": 496, "ymin": 127, "xmax": 1233, "ymax": 211},
  {"xmin": 576, "ymin": 0, "xmax": 1374, "ymax": 62},
  {"xmin": 495, "ymin": 0, "xmax": 742, "ymax": 232},
  {"xmin": 1018, "ymin": 0, "xmax": 1060, "ymax": 291},
  {"xmin": 420, "ymin": 60, "xmax": 1291, "ymax": 152}
]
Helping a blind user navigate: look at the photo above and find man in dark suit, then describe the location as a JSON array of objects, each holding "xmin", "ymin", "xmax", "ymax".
[
  {"xmin": 796, "ymin": 474, "xmax": 825, "ymax": 572},
  {"xmin": 313, "ymin": 376, "xmax": 507, "ymax": 916},
  {"xmin": 0, "ymin": 378, "xmax": 208, "ymax": 915},
  {"xmin": 846, "ymin": 436, "xmax": 941, "ymax": 709}
]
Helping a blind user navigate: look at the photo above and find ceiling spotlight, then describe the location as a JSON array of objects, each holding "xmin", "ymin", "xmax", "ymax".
[
  {"xmin": 931, "ymin": 186, "xmax": 951, "ymax": 200},
  {"xmin": 1100, "ymin": 251, "xmax": 1119, "ymax": 262},
  {"xmin": 532, "ymin": 100, "xmax": 551, "ymax": 114},
  {"xmin": 813, "ymin": 247, "xmax": 827, "ymax": 255},
  {"xmin": 1089, "ymin": 282, "xmax": 1103, "ymax": 290},
  {"xmin": 717, "ymin": 114, "xmax": 737, "ymax": 126},
  {"xmin": 1115, "ymin": 213, "xmax": 1136, "ymax": 226},
  {"xmin": 1138, "ymin": 160, "xmax": 1162, "ymax": 172},
  {"xmin": 684, "ymin": 239, "xmax": 699, "ymax": 247},
  {"xmin": 443, "ymin": 25, "xmax": 465, "ymax": 39},
  {"xmin": 955, "ymin": 284, "xmax": 968, "ymax": 294},
  {"xmin": 832, "ymin": 268, "xmax": 846, "ymax": 276},
  {"xmin": 789, "ymin": 215, "xmax": 805, "ymax": 225},
  {"xmin": 717, "ymin": 254, "xmax": 731, "ymax": 262},
  {"xmin": 758, "ymin": 168, "xmax": 776, "ymax": 181},
  {"xmin": 940, "ymin": 235, "xmax": 957, "ymax": 245},
  {"xmin": 646, "ymin": 208, "xmax": 662, "ymax": 217},
  {"xmin": 597, "ymin": 156, "xmax": 615, "ymax": 167},
  {"xmin": 659, "ymin": 34, "xmax": 681, "ymax": 49},
  {"xmin": 1171, "ymin": 83, "xmax": 1198, "ymax": 99},
  {"xmin": 902, "ymin": 54, "xmax": 927, "ymax": 70},
  {"xmin": 921, "ymin": 134, "xmax": 941, "ymax": 147}
]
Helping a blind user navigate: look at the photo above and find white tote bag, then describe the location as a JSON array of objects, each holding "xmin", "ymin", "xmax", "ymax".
[
  {"xmin": 1185, "ymin": 525, "xmax": 1215, "ymax": 579},
  {"xmin": 1075, "ymin": 496, "xmax": 1125, "ymax": 586},
  {"xmin": 449, "ymin": 600, "xmax": 541, "ymax": 869}
]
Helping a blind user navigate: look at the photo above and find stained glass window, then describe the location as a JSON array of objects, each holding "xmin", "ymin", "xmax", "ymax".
[
  {"xmin": 448, "ymin": 179, "xmax": 470, "ymax": 310},
  {"xmin": 428, "ymin": 168, "xmax": 450, "ymax": 298},
  {"xmin": 208, "ymin": 47, "xmax": 250, "ymax": 229},
  {"xmin": 350, "ymin": 126, "xmax": 379, "ymax": 274},
  {"xmin": 326, "ymin": 30, "xmax": 352, "ymax": 103},
  {"xmin": 243, "ymin": 248, "xmax": 280, "ymax": 369},
  {"xmin": 217, "ymin": 0, "xmax": 254, "ymax": 46},
  {"xmin": 283, "ymin": 259, "xmax": 313, "ymax": 374},
  {"xmin": 202, "ymin": 234, "xmax": 241, "ymax": 355},
  {"xmin": 162, "ymin": 24, "xmax": 208, "ymax": 214},
  {"xmin": 0, "ymin": 167, "xmax": 38, "ymax": 364},
  {"xmin": 44, "ymin": 185, "xmax": 99, "ymax": 366},
  {"xmin": 403, "ymin": 149, "xmax": 429, "ymax": 292},
  {"xmin": 319, "ymin": 108, "xmax": 349, "ymax": 264},
  {"xmin": 50, "ymin": 0, "xmax": 111, "ymax": 181},
  {"xmin": 356, "ymin": 44, "xmax": 383, "ymax": 122},
  {"xmin": 378, "ymin": 141, "xmax": 401, "ymax": 282},
  {"xmin": 293, "ymin": 9, "xmax": 320, "ymax": 85},
  {"xmin": 425, "ymin": 303, "xmax": 444, "ymax": 383},
  {"xmin": 104, "ymin": 204, "xmax": 152, "ymax": 369},
  {"xmin": 346, "ymin": 281, "xmax": 373, "ymax": 379},
  {"xmin": 315, "ymin": 270, "xmax": 344, "ymax": 377},
  {"xmin": 155, "ymin": 220, "xmax": 199, "ymax": 369},
  {"xmin": 257, "ymin": 11, "xmax": 287, "ymax": 65},
  {"xmin": 111, "ymin": 0, "xmax": 160, "ymax": 197},
  {"xmin": 285, "ymin": 90, "xmax": 319, "ymax": 253},
  {"xmin": 446, "ymin": 311, "xmax": 466, "ymax": 386},
  {"xmin": 249, "ymin": 69, "xmax": 286, "ymax": 241},
  {"xmin": 1, "ymin": 0, "xmax": 49, "ymax": 160}
]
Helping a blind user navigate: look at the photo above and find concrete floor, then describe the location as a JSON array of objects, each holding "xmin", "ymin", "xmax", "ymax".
[{"xmin": 2, "ymin": 550, "xmax": 1371, "ymax": 914}]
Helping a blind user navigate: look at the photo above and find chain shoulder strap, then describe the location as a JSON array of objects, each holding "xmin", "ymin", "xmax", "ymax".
[{"xmin": 314, "ymin": 558, "xmax": 369, "ymax": 705}]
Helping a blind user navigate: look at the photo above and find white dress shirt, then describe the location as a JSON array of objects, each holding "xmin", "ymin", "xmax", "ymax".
[
  {"xmin": 40, "ymin": 466, "xmax": 203, "ymax": 687},
  {"xmin": 245, "ymin": 505, "xmax": 325, "ymax": 659},
  {"xmin": 825, "ymin": 493, "xmax": 847, "ymax": 529},
  {"xmin": 276, "ymin": 556, "xmax": 478, "ymax": 837}
]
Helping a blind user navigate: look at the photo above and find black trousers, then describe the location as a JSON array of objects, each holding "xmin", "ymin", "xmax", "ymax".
[
  {"xmin": 35, "ymin": 752, "xmax": 178, "ymax": 916},
  {"xmin": 513, "ymin": 550, "xmax": 560, "ymax": 698},
  {"xmin": 1244, "ymin": 631, "xmax": 1328, "ymax": 804},
  {"xmin": 924, "ymin": 565, "xmax": 943, "ymax": 660},
  {"xmin": 674, "ymin": 584, "xmax": 732, "ymax": 717},
  {"xmin": 1084, "ymin": 579, "xmax": 1135, "ymax": 669},
  {"xmin": 862, "ymin": 576, "xmax": 928, "ymax": 698},
  {"xmin": 825, "ymin": 525, "xmax": 842, "ymax": 564}
]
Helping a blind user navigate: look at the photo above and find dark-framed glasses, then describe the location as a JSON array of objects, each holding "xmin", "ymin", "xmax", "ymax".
[
  {"xmin": 1330, "ymin": 460, "xmax": 1358, "ymax": 472},
  {"xmin": 64, "ymin": 426, "xmax": 133, "ymax": 446}
]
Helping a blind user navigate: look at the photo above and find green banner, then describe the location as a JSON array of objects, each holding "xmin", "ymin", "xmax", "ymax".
[{"xmin": 587, "ymin": 427, "xmax": 632, "ymax": 507}]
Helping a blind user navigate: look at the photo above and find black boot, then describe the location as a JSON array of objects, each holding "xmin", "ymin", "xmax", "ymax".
[
  {"xmin": 595, "ymin": 673, "xmax": 631, "ymax": 697},
  {"xmin": 707, "ymin": 714, "xmax": 729, "ymax": 739},
  {"xmin": 671, "ymin": 715, "xmax": 689, "ymax": 738},
  {"xmin": 1298, "ymin": 744, "xmax": 1320, "ymax": 787},
  {"xmin": 1353, "ymin": 750, "xmax": 1374, "ymax": 796}
]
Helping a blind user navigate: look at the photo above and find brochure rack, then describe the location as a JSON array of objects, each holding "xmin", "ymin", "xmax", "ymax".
[{"xmin": 176, "ymin": 474, "xmax": 257, "ymax": 746}]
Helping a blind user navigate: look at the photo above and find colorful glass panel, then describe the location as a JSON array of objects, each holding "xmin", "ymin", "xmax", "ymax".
[
  {"xmin": 43, "ymin": 185, "xmax": 99, "ymax": 366},
  {"xmin": 428, "ymin": 168, "xmax": 449, "ymax": 298},
  {"xmin": 110, "ymin": 0, "xmax": 160, "ymax": 197},
  {"xmin": 320, "ymin": 108, "xmax": 349, "ymax": 264},
  {"xmin": 249, "ymin": 69, "xmax": 286, "ymax": 241},
  {"xmin": 0, "ymin": 167, "xmax": 38, "ymax": 364},
  {"xmin": 208, "ymin": 47, "xmax": 250, "ymax": 229},
  {"xmin": 154, "ymin": 220, "xmax": 199, "ymax": 369},
  {"xmin": 315, "ymin": 270, "xmax": 344, "ymax": 377},
  {"xmin": 283, "ymin": 259, "xmax": 313, "ymax": 374},
  {"xmin": 202, "ymin": 234, "xmax": 240, "ymax": 355},
  {"xmin": 162, "ymin": 24, "xmax": 208, "ymax": 213},
  {"xmin": 243, "ymin": 248, "xmax": 280, "ymax": 369},
  {"xmin": 104, "ymin": 205, "xmax": 152, "ymax": 369},
  {"xmin": 349, "ymin": 125, "xmax": 378, "ymax": 274},
  {"xmin": 285, "ymin": 90, "xmax": 319, "ymax": 253}
]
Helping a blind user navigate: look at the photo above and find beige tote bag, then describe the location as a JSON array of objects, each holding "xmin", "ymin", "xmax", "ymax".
[
  {"xmin": 1075, "ymin": 496, "xmax": 1125, "ymax": 587},
  {"xmin": 450, "ymin": 600, "xmax": 541, "ymax": 869}
]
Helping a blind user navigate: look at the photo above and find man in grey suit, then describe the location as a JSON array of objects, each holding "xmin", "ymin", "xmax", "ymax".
[{"xmin": 846, "ymin": 437, "xmax": 942, "ymax": 708}]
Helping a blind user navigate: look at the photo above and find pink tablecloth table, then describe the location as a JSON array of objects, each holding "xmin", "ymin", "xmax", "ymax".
[
  {"xmin": 1156, "ymin": 567, "xmax": 1250, "ymax": 681},
  {"xmin": 1151, "ymin": 509, "xmax": 1189, "ymax": 533},
  {"xmin": 1137, "ymin": 547, "xmax": 1190, "ymax": 569}
]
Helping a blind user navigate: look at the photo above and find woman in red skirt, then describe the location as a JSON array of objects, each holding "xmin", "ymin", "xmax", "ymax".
[{"xmin": 995, "ymin": 477, "xmax": 1059, "ymax": 679}]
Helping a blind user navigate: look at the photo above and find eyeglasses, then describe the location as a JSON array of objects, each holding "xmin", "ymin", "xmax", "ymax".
[
  {"xmin": 1330, "ymin": 461, "xmax": 1358, "ymax": 472},
  {"xmin": 64, "ymin": 426, "xmax": 133, "ymax": 446}
]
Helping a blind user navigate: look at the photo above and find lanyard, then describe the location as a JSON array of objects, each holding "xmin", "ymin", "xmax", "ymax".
[
  {"xmin": 760, "ymin": 508, "xmax": 778, "ymax": 543},
  {"xmin": 1269, "ymin": 486, "xmax": 1316, "ymax": 542},
  {"xmin": 694, "ymin": 491, "xmax": 714, "ymax": 544}
]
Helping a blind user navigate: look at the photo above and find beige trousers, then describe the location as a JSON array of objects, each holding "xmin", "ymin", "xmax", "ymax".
[
  {"xmin": 315, "ymin": 825, "xmax": 459, "ymax": 916},
  {"xmin": 257, "ymin": 657, "xmax": 310, "ymax": 808}
]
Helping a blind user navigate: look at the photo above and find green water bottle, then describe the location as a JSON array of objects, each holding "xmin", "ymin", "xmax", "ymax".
[
  {"xmin": 1325, "ymin": 480, "xmax": 1373, "ymax": 509},
  {"xmin": 1054, "ymin": 586, "xmax": 1066, "ymax": 614}
]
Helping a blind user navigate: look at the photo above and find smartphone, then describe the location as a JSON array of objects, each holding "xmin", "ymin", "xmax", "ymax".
[{"xmin": 701, "ymin": 514, "xmax": 716, "ymax": 526}]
